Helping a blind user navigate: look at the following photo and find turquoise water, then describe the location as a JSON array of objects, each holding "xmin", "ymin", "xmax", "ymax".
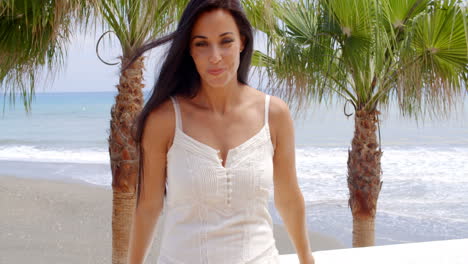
[{"xmin": 1, "ymin": 91, "xmax": 467, "ymax": 247}]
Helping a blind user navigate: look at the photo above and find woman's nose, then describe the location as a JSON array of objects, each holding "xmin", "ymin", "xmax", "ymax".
[{"xmin": 208, "ymin": 46, "xmax": 222, "ymax": 64}]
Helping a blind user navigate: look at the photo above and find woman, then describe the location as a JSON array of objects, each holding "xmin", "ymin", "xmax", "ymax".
[{"xmin": 128, "ymin": 0, "xmax": 315, "ymax": 263}]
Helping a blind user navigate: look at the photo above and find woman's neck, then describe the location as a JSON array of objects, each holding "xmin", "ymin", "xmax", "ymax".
[{"xmin": 195, "ymin": 81, "xmax": 245, "ymax": 115}]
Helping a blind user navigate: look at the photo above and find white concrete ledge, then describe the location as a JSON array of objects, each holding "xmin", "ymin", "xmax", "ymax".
[{"xmin": 279, "ymin": 239, "xmax": 468, "ymax": 264}]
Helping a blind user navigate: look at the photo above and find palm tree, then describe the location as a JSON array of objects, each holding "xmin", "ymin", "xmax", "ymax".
[
  {"xmin": 0, "ymin": 0, "xmax": 92, "ymax": 111},
  {"xmin": 1, "ymin": 0, "xmax": 189, "ymax": 262},
  {"xmin": 252, "ymin": 0, "xmax": 468, "ymax": 247},
  {"xmin": 94, "ymin": 1, "xmax": 191, "ymax": 263}
]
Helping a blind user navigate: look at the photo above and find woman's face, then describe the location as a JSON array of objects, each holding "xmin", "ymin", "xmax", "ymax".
[{"xmin": 190, "ymin": 9, "xmax": 245, "ymax": 89}]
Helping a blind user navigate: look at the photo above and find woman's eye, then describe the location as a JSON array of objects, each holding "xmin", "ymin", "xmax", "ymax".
[
  {"xmin": 222, "ymin": 39, "xmax": 234, "ymax": 44},
  {"xmin": 194, "ymin": 42, "xmax": 207, "ymax": 47}
]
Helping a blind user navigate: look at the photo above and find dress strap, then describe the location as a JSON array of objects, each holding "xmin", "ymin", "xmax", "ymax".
[
  {"xmin": 170, "ymin": 96, "xmax": 183, "ymax": 130},
  {"xmin": 264, "ymin": 95, "xmax": 270, "ymax": 126}
]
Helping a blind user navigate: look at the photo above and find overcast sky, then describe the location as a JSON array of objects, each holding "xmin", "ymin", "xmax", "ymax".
[{"xmin": 36, "ymin": 30, "xmax": 160, "ymax": 93}]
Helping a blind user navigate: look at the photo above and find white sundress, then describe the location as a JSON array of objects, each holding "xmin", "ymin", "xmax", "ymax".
[{"xmin": 157, "ymin": 95, "xmax": 280, "ymax": 264}]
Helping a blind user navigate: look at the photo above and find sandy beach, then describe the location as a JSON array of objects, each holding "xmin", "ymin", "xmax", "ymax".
[{"xmin": 0, "ymin": 175, "xmax": 345, "ymax": 264}]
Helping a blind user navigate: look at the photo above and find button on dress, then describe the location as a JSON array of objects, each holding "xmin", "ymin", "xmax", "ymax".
[{"xmin": 157, "ymin": 95, "xmax": 280, "ymax": 264}]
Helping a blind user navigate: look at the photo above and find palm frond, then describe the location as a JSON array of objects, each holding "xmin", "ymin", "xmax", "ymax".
[
  {"xmin": 0, "ymin": 0, "xmax": 95, "ymax": 112},
  {"xmin": 98, "ymin": 0, "xmax": 189, "ymax": 60},
  {"xmin": 392, "ymin": 0, "xmax": 468, "ymax": 118},
  {"xmin": 255, "ymin": 0, "xmax": 348, "ymax": 112},
  {"xmin": 252, "ymin": 50, "xmax": 274, "ymax": 67},
  {"xmin": 256, "ymin": 0, "xmax": 467, "ymax": 120},
  {"xmin": 386, "ymin": 0, "xmax": 431, "ymax": 28},
  {"xmin": 242, "ymin": 0, "xmax": 278, "ymax": 35}
]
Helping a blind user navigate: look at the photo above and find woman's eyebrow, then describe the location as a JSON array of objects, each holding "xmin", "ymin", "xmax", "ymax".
[
  {"xmin": 191, "ymin": 32, "xmax": 234, "ymax": 40},
  {"xmin": 219, "ymin": 32, "xmax": 234, "ymax": 37}
]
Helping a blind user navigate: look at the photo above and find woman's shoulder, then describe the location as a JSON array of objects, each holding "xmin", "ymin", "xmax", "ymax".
[
  {"xmin": 253, "ymin": 91, "xmax": 293, "ymax": 149},
  {"xmin": 254, "ymin": 90, "xmax": 291, "ymax": 123},
  {"xmin": 245, "ymin": 86, "xmax": 291, "ymax": 122},
  {"xmin": 247, "ymin": 86, "xmax": 290, "ymax": 117},
  {"xmin": 142, "ymin": 97, "xmax": 176, "ymax": 148},
  {"xmin": 145, "ymin": 97, "xmax": 175, "ymax": 126}
]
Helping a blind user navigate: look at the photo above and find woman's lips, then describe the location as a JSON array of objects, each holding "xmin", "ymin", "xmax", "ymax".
[{"xmin": 207, "ymin": 68, "xmax": 225, "ymax": 75}]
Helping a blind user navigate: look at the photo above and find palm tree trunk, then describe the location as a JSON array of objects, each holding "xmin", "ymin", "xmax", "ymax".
[
  {"xmin": 109, "ymin": 57, "xmax": 145, "ymax": 264},
  {"xmin": 347, "ymin": 109, "xmax": 383, "ymax": 247}
]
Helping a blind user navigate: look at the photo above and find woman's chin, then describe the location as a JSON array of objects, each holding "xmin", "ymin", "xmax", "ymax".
[{"xmin": 204, "ymin": 76, "xmax": 233, "ymax": 89}]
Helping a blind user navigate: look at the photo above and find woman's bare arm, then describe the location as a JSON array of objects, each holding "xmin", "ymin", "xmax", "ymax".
[
  {"xmin": 127, "ymin": 100, "xmax": 175, "ymax": 264},
  {"xmin": 270, "ymin": 96, "xmax": 314, "ymax": 264}
]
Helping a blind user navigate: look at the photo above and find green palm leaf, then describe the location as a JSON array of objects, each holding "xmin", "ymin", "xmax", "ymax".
[
  {"xmin": 97, "ymin": 0, "xmax": 189, "ymax": 60},
  {"xmin": 391, "ymin": 1, "xmax": 468, "ymax": 117},
  {"xmin": 256, "ymin": 0, "xmax": 467, "ymax": 117},
  {"xmin": 0, "ymin": 0, "xmax": 94, "ymax": 111},
  {"xmin": 386, "ymin": 0, "xmax": 431, "ymax": 28}
]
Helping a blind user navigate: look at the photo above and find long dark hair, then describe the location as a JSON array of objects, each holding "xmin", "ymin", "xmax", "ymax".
[{"xmin": 132, "ymin": 0, "xmax": 254, "ymax": 206}]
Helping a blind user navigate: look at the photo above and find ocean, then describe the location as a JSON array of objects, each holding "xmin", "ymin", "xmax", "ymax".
[{"xmin": 1, "ymin": 91, "xmax": 467, "ymax": 247}]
